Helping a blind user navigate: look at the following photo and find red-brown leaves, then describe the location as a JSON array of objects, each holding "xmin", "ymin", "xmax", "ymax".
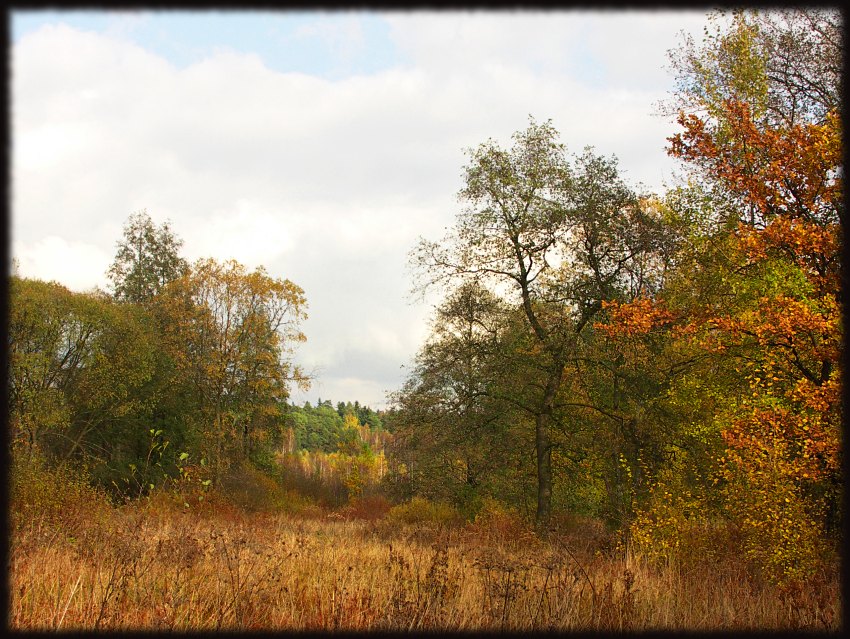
[
  {"xmin": 596, "ymin": 299, "xmax": 675, "ymax": 338},
  {"xmin": 669, "ymin": 101, "xmax": 842, "ymax": 227}
]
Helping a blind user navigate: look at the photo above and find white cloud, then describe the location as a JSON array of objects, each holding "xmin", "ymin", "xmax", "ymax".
[
  {"xmin": 103, "ymin": 11, "xmax": 151, "ymax": 38},
  {"xmin": 386, "ymin": 12, "xmax": 579, "ymax": 75},
  {"xmin": 13, "ymin": 236, "xmax": 110, "ymax": 292},
  {"xmin": 12, "ymin": 12, "xmax": 712, "ymax": 407},
  {"xmin": 183, "ymin": 200, "xmax": 297, "ymax": 269},
  {"xmin": 290, "ymin": 376, "xmax": 395, "ymax": 410},
  {"xmin": 568, "ymin": 12, "xmax": 709, "ymax": 88}
]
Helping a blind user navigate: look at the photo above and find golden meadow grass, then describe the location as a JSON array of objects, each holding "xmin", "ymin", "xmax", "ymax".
[{"xmin": 9, "ymin": 486, "xmax": 840, "ymax": 631}]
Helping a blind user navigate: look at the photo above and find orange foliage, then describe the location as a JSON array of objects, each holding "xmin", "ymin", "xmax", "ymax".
[
  {"xmin": 679, "ymin": 99, "xmax": 841, "ymax": 581},
  {"xmin": 607, "ymin": 94, "xmax": 841, "ymax": 582},
  {"xmin": 596, "ymin": 299, "xmax": 675, "ymax": 337},
  {"xmin": 669, "ymin": 102, "xmax": 841, "ymax": 226},
  {"xmin": 737, "ymin": 219, "xmax": 840, "ymax": 295}
]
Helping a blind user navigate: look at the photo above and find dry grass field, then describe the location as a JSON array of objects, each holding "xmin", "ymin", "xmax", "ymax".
[{"xmin": 8, "ymin": 475, "xmax": 840, "ymax": 632}]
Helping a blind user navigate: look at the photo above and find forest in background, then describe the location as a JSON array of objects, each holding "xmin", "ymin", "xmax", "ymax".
[{"xmin": 7, "ymin": 8, "xmax": 842, "ymax": 630}]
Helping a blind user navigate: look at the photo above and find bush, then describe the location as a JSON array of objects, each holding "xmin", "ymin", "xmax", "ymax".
[
  {"xmin": 547, "ymin": 512, "xmax": 608, "ymax": 555},
  {"xmin": 276, "ymin": 488, "xmax": 325, "ymax": 518},
  {"xmin": 387, "ymin": 496, "xmax": 463, "ymax": 526},
  {"xmin": 466, "ymin": 497, "xmax": 536, "ymax": 548},
  {"xmin": 219, "ymin": 461, "xmax": 288, "ymax": 512},
  {"xmin": 628, "ymin": 470, "xmax": 707, "ymax": 563},
  {"xmin": 9, "ymin": 452, "xmax": 111, "ymax": 538},
  {"xmin": 340, "ymin": 494, "xmax": 393, "ymax": 520}
]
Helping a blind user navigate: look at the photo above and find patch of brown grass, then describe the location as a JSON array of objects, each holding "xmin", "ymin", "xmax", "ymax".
[{"xmin": 8, "ymin": 481, "xmax": 840, "ymax": 631}]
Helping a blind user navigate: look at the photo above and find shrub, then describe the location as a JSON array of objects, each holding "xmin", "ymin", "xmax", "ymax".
[
  {"xmin": 546, "ymin": 511, "xmax": 608, "ymax": 555},
  {"xmin": 276, "ymin": 488, "xmax": 325, "ymax": 518},
  {"xmin": 467, "ymin": 497, "xmax": 535, "ymax": 548},
  {"xmin": 387, "ymin": 497, "xmax": 463, "ymax": 526},
  {"xmin": 219, "ymin": 461, "xmax": 288, "ymax": 512},
  {"xmin": 341, "ymin": 494, "xmax": 393, "ymax": 520},
  {"xmin": 732, "ymin": 479, "xmax": 826, "ymax": 584},
  {"xmin": 628, "ymin": 470, "xmax": 707, "ymax": 564},
  {"xmin": 9, "ymin": 452, "xmax": 111, "ymax": 537}
]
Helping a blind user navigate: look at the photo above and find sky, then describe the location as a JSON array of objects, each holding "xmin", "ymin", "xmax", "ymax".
[{"xmin": 10, "ymin": 9, "xmax": 712, "ymax": 410}]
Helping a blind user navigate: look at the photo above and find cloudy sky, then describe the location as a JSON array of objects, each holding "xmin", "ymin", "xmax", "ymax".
[{"xmin": 11, "ymin": 9, "xmax": 711, "ymax": 409}]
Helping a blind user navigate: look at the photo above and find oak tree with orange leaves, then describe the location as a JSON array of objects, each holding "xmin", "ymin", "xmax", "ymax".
[{"xmin": 603, "ymin": 8, "xmax": 841, "ymax": 583}]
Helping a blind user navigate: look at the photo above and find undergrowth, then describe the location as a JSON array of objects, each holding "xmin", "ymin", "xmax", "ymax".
[{"xmin": 8, "ymin": 458, "xmax": 840, "ymax": 631}]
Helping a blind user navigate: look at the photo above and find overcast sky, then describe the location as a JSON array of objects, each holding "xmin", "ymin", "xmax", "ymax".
[{"xmin": 11, "ymin": 9, "xmax": 711, "ymax": 409}]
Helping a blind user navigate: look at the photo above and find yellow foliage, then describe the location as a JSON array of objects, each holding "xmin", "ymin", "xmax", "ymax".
[
  {"xmin": 629, "ymin": 476, "xmax": 704, "ymax": 562},
  {"xmin": 387, "ymin": 497, "xmax": 462, "ymax": 526},
  {"xmin": 720, "ymin": 449, "xmax": 827, "ymax": 584},
  {"xmin": 9, "ymin": 452, "xmax": 112, "ymax": 536}
]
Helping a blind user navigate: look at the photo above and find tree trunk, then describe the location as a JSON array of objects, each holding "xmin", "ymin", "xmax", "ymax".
[
  {"xmin": 535, "ymin": 412, "xmax": 553, "ymax": 527},
  {"xmin": 535, "ymin": 362, "xmax": 564, "ymax": 529}
]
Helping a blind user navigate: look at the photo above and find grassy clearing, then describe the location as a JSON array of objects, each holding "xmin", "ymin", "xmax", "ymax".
[{"xmin": 8, "ymin": 485, "xmax": 840, "ymax": 631}]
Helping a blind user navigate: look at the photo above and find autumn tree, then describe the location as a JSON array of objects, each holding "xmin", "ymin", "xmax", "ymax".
[
  {"xmin": 7, "ymin": 276, "xmax": 183, "ymax": 495},
  {"xmin": 604, "ymin": 7, "xmax": 842, "ymax": 582},
  {"xmin": 155, "ymin": 258, "xmax": 308, "ymax": 476},
  {"xmin": 59, "ymin": 298, "xmax": 176, "ymax": 483},
  {"xmin": 8, "ymin": 277, "xmax": 98, "ymax": 454},
  {"xmin": 411, "ymin": 118, "xmax": 668, "ymax": 526},
  {"xmin": 672, "ymin": 103, "xmax": 840, "ymax": 581},
  {"xmin": 390, "ymin": 283, "xmax": 532, "ymax": 515},
  {"xmin": 664, "ymin": 8, "xmax": 841, "ymax": 129},
  {"xmin": 10, "ymin": 222, "xmax": 310, "ymax": 498},
  {"xmin": 107, "ymin": 210, "xmax": 188, "ymax": 304}
]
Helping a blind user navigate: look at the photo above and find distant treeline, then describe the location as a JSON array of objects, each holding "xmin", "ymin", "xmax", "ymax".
[{"xmin": 284, "ymin": 399, "xmax": 391, "ymax": 455}]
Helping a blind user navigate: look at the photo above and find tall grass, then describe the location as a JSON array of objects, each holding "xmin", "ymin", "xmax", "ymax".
[{"xmin": 8, "ymin": 456, "xmax": 840, "ymax": 630}]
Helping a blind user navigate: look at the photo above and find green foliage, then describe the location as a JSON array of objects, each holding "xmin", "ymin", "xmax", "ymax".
[
  {"xmin": 408, "ymin": 115, "xmax": 675, "ymax": 527},
  {"xmin": 153, "ymin": 257, "xmax": 307, "ymax": 475},
  {"xmin": 107, "ymin": 209, "xmax": 188, "ymax": 304},
  {"xmin": 551, "ymin": 449, "xmax": 608, "ymax": 519},
  {"xmin": 8, "ymin": 277, "xmax": 101, "ymax": 452},
  {"xmin": 8, "ymin": 212, "xmax": 309, "ymax": 502},
  {"xmin": 285, "ymin": 400, "xmax": 390, "ymax": 455},
  {"xmin": 289, "ymin": 402, "xmax": 346, "ymax": 452},
  {"xmin": 7, "ymin": 275, "xmax": 186, "ymax": 495}
]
